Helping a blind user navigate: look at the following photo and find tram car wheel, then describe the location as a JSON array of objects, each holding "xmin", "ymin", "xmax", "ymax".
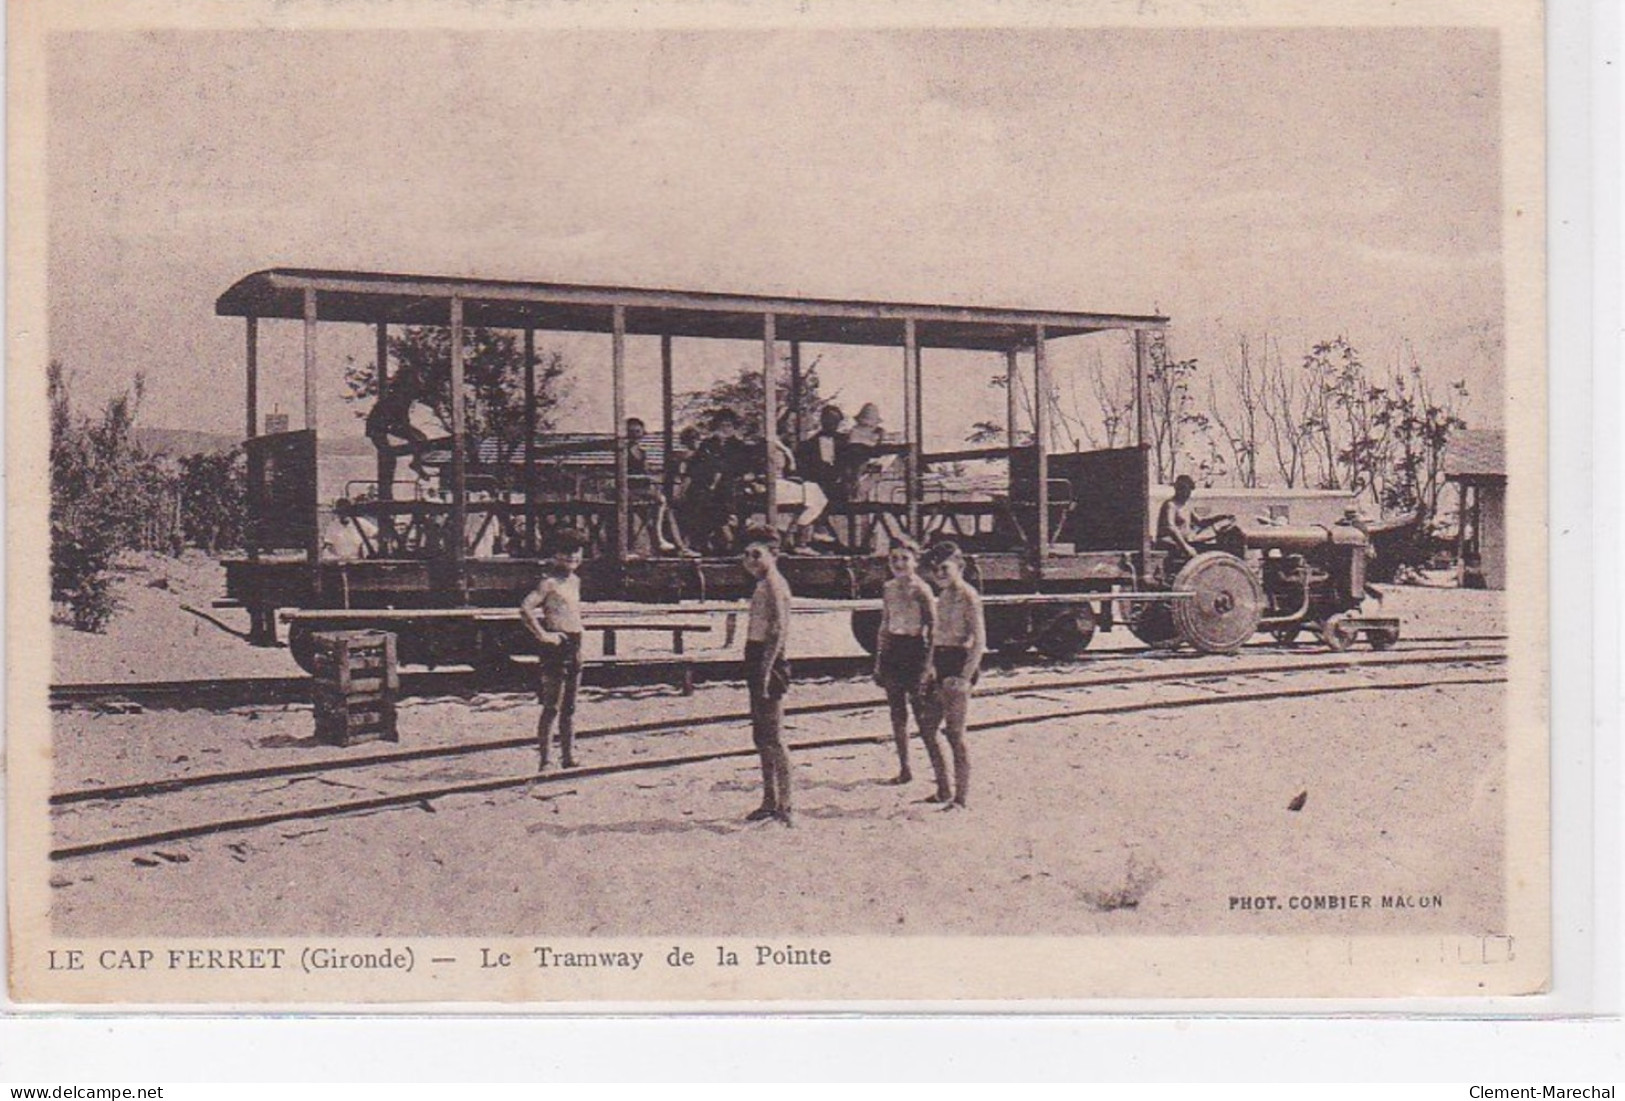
[
  {"xmin": 985, "ymin": 606, "xmax": 1034, "ymax": 656},
  {"xmin": 850, "ymin": 610, "xmax": 883, "ymax": 656},
  {"xmin": 287, "ymin": 623, "xmax": 318, "ymax": 675},
  {"xmin": 1125, "ymin": 600, "xmax": 1181, "ymax": 650},
  {"xmin": 1033, "ymin": 605, "xmax": 1097, "ymax": 661}
]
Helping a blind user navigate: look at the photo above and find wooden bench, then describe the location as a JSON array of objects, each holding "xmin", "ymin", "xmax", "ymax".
[
  {"xmin": 593, "ymin": 620, "xmax": 711, "ymax": 655},
  {"xmin": 505, "ymin": 619, "xmax": 715, "ymax": 694}
]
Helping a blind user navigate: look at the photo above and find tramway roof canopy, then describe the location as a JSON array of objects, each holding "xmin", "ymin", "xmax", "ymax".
[{"xmin": 217, "ymin": 268, "xmax": 1167, "ymax": 352}]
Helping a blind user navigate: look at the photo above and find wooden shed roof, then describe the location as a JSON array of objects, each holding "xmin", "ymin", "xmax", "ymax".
[
  {"xmin": 1442, "ymin": 429, "xmax": 1506, "ymax": 480},
  {"xmin": 216, "ymin": 268, "xmax": 1166, "ymax": 352}
]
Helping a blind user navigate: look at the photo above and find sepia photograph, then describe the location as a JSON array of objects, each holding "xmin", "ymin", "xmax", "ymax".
[{"xmin": 7, "ymin": 0, "xmax": 1548, "ymax": 1004}]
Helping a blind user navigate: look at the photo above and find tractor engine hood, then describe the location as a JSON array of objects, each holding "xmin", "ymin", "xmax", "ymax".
[{"xmin": 1237, "ymin": 522, "xmax": 1370, "ymax": 552}]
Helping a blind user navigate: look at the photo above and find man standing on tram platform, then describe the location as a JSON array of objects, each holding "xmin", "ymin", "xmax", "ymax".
[{"xmin": 365, "ymin": 360, "xmax": 432, "ymax": 483}]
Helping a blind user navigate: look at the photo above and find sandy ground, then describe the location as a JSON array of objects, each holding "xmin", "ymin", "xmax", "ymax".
[
  {"xmin": 51, "ymin": 679, "xmax": 1504, "ymax": 938},
  {"xmin": 45, "ymin": 561, "xmax": 1509, "ymax": 939}
]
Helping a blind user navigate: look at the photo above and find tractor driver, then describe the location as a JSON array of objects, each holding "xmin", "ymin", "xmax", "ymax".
[{"xmin": 1156, "ymin": 474, "xmax": 1233, "ymax": 560}]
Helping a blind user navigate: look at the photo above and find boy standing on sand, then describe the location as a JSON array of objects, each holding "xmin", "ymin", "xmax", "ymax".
[
  {"xmin": 741, "ymin": 525, "xmax": 794, "ymax": 826},
  {"xmin": 873, "ymin": 541, "xmax": 938, "ymax": 786},
  {"xmin": 520, "ymin": 528, "xmax": 588, "ymax": 772},
  {"xmin": 919, "ymin": 541, "xmax": 985, "ymax": 809}
]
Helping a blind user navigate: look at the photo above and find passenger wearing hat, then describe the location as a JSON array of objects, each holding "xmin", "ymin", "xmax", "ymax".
[
  {"xmin": 918, "ymin": 540, "xmax": 983, "ymax": 809},
  {"xmin": 845, "ymin": 402, "xmax": 889, "ymax": 502}
]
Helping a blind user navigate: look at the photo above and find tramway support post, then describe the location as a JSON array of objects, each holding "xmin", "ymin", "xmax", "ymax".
[
  {"xmin": 613, "ymin": 305, "xmax": 629, "ymax": 562},
  {"xmin": 525, "ymin": 328, "xmax": 538, "ymax": 557},
  {"xmin": 1034, "ymin": 324, "xmax": 1050, "ymax": 560},
  {"xmin": 903, "ymin": 318, "xmax": 920, "ymax": 541},
  {"xmin": 302, "ymin": 290, "xmax": 322, "ymax": 596},
  {"xmin": 914, "ymin": 340, "xmax": 925, "ymax": 474},
  {"xmin": 1004, "ymin": 347, "xmax": 1019, "ymax": 454},
  {"xmin": 789, "ymin": 341, "xmax": 803, "ymax": 446},
  {"xmin": 375, "ymin": 321, "xmax": 393, "ymax": 555},
  {"xmin": 245, "ymin": 316, "xmax": 260, "ymax": 566},
  {"xmin": 246, "ymin": 317, "xmax": 259, "ymax": 443},
  {"xmin": 762, "ymin": 313, "xmax": 778, "ymax": 528},
  {"xmin": 661, "ymin": 334, "xmax": 675, "ymax": 497},
  {"xmin": 1134, "ymin": 328, "xmax": 1151, "ymax": 573},
  {"xmin": 449, "ymin": 295, "xmax": 468, "ymax": 602},
  {"xmin": 1134, "ymin": 328, "xmax": 1149, "ymax": 448},
  {"xmin": 302, "ymin": 288, "xmax": 319, "ymax": 434}
]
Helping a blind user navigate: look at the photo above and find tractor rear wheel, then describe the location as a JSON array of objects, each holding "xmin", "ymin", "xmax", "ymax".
[{"xmin": 1171, "ymin": 552, "xmax": 1265, "ymax": 655}]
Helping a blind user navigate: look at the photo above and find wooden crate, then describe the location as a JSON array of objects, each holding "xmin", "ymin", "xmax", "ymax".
[{"xmin": 311, "ymin": 630, "xmax": 399, "ymax": 746}]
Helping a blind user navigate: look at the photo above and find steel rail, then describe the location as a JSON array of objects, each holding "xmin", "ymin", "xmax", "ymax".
[
  {"xmin": 47, "ymin": 634, "xmax": 1510, "ymax": 711},
  {"xmin": 51, "ymin": 648, "xmax": 1506, "ymax": 808},
  {"xmin": 50, "ymin": 670, "xmax": 1506, "ymax": 862}
]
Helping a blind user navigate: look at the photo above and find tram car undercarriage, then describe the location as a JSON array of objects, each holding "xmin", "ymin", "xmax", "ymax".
[{"xmin": 212, "ymin": 268, "xmax": 1397, "ymax": 674}]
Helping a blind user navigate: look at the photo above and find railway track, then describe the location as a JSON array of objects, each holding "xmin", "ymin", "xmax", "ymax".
[
  {"xmin": 48, "ymin": 633, "xmax": 1510, "ymax": 711},
  {"xmin": 51, "ymin": 646, "xmax": 1506, "ymax": 862}
]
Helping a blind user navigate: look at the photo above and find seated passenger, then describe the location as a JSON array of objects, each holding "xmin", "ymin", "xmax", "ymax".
[
  {"xmin": 846, "ymin": 402, "xmax": 892, "ymax": 502},
  {"xmin": 769, "ymin": 435, "xmax": 828, "ymax": 553},
  {"xmin": 848, "ymin": 403, "xmax": 885, "ymax": 448},
  {"xmin": 625, "ymin": 417, "xmax": 685, "ymax": 554},
  {"xmin": 699, "ymin": 409, "xmax": 755, "ymax": 500},
  {"xmin": 689, "ymin": 409, "xmax": 754, "ymax": 554},
  {"xmin": 794, "ymin": 404, "xmax": 851, "ymax": 504},
  {"xmin": 625, "ymin": 416, "xmax": 651, "ymax": 477},
  {"xmin": 671, "ymin": 424, "xmax": 706, "ymax": 543}
]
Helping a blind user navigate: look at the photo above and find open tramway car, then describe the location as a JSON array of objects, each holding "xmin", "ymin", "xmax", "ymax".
[{"xmin": 215, "ymin": 268, "xmax": 1395, "ymax": 673}]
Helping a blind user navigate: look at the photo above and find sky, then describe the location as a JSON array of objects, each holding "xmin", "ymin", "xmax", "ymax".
[{"xmin": 45, "ymin": 25, "xmax": 1504, "ymax": 448}]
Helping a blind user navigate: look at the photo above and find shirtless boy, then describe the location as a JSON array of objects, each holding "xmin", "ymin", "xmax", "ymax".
[
  {"xmin": 741, "ymin": 525, "xmax": 794, "ymax": 826},
  {"xmin": 873, "ymin": 541, "xmax": 938, "ymax": 786},
  {"xmin": 1156, "ymin": 474, "xmax": 1232, "ymax": 559},
  {"xmin": 919, "ymin": 540, "xmax": 985, "ymax": 809},
  {"xmin": 520, "ymin": 528, "xmax": 588, "ymax": 772}
]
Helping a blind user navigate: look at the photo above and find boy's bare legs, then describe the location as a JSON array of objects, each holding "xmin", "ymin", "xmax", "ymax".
[
  {"xmin": 886, "ymin": 688, "xmax": 912, "ymax": 784},
  {"xmin": 537, "ymin": 665, "xmax": 580, "ymax": 772},
  {"xmin": 764, "ymin": 698, "xmax": 793, "ymax": 825},
  {"xmin": 940, "ymin": 679, "xmax": 971, "ymax": 809},
  {"xmin": 917, "ymin": 688, "xmax": 952, "ymax": 803},
  {"xmin": 558, "ymin": 714, "xmax": 577, "ymax": 769},
  {"xmin": 536, "ymin": 705, "xmax": 558, "ymax": 772},
  {"xmin": 747, "ymin": 700, "xmax": 778, "ymax": 820},
  {"xmin": 558, "ymin": 661, "xmax": 581, "ymax": 769}
]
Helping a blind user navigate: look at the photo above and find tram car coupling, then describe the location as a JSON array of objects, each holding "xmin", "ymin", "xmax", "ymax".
[{"xmin": 214, "ymin": 267, "xmax": 1400, "ymax": 674}]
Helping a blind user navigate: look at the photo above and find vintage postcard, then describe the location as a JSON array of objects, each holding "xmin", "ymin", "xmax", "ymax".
[{"xmin": 7, "ymin": 0, "xmax": 1549, "ymax": 1005}]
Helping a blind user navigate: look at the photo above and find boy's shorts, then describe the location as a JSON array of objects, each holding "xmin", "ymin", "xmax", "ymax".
[
  {"xmin": 932, "ymin": 645, "xmax": 975, "ymax": 684},
  {"xmin": 877, "ymin": 633, "xmax": 928, "ymax": 689},
  {"xmin": 743, "ymin": 640, "xmax": 791, "ymax": 700},
  {"xmin": 536, "ymin": 633, "xmax": 584, "ymax": 711}
]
